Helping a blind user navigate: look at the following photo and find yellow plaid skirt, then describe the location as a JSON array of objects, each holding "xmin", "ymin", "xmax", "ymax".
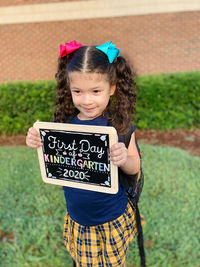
[{"xmin": 63, "ymin": 201, "xmax": 137, "ymax": 267}]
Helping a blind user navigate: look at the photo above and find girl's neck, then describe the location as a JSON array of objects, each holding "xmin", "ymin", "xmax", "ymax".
[{"xmin": 77, "ymin": 112, "xmax": 102, "ymax": 121}]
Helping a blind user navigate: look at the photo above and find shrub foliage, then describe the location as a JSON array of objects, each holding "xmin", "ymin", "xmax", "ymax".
[
  {"xmin": 0, "ymin": 71, "xmax": 199, "ymax": 135},
  {"xmin": 135, "ymin": 71, "xmax": 200, "ymax": 130},
  {"xmin": 0, "ymin": 81, "xmax": 56, "ymax": 135}
]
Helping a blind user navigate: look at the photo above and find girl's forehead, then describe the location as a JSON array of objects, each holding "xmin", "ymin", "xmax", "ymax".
[{"xmin": 69, "ymin": 71, "xmax": 108, "ymax": 83}]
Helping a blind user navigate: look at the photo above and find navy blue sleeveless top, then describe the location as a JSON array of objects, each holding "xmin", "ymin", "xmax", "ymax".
[{"xmin": 63, "ymin": 115, "xmax": 134, "ymax": 226}]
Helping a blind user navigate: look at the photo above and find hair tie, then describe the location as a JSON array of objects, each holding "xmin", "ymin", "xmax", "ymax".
[
  {"xmin": 96, "ymin": 41, "xmax": 120, "ymax": 63},
  {"xmin": 59, "ymin": 40, "xmax": 83, "ymax": 58}
]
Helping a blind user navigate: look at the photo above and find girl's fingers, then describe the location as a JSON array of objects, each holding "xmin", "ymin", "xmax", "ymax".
[
  {"xmin": 110, "ymin": 144, "xmax": 127, "ymax": 166},
  {"xmin": 27, "ymin": 142, "xmax": 41, "ymax": 149},
  {"xmin": 110, "ymin": 156, "xmax": 126, "ymax": 166},
  {"xmin": 26, "ymin": 136, "xmax": 42, "ymax": 148},
  {"xmin": 27, "ymin": 138, "xmax": 41, "ymax": 146},
  {"xmin": 26, "ymin": 126, "xmax": 42, "ymax": 148},
  {"xmin": 110, "ymin": 149, "xmax": 124, "ymax": 158},
  {"xmin": 110, "ymin": 142, "xmax": 124, "ymax": 151},
  {"xmin": 112, "ymin": 159, "xmax": 126, "ymax": 166},
  {"xmin": 111, "ymin": 153, "xmax": 126, "ymax": 162},
  {"xmin": 110, "ymin": 143, "xmax": 126, "ymax": 157},
  {"xmin": 28, "ymin": 127, "xmax": 40, "ymax": 137},
  {"xmin": 111, "ymin": 154, "xmax": 123, "ymax": 162}
]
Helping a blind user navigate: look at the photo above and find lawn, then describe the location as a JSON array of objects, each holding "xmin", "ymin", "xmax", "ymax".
[{"xmin": 0, "ymin": 145, "xmax": 199, "ymax": 267}]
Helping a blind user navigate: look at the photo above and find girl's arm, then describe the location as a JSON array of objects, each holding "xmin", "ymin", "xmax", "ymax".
[{"xmin": 110, "ymin": 132, "xmax": 140, "ymax": 175}]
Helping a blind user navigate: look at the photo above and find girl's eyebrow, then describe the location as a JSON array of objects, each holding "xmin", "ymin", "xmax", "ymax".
[
  {"xmin": 71, "ymin": 86, "xmax": 101, "ymax": 90},
  {"xmin": 91, "ymin": 87, "xmax": 101, "ymax": 90}
]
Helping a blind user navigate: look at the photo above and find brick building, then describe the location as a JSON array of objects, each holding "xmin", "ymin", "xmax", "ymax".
[{"xmin": 0, "ymin": 0, "xmax": 200, "ymax": 82}]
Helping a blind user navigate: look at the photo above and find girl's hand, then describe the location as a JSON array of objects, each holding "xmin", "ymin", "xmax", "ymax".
[
  {"xmin": 26, "ymin": 126, "xmax": 42, "ymax": 149},
  {"xmin": 110, "ymin": 142, "xmax": 128, "ymax": 167}
]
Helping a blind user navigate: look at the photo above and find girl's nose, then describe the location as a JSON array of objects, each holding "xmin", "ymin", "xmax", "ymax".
[{"xmin": 82, "ymin": 94, "xmax": 93, "ymax": 105}]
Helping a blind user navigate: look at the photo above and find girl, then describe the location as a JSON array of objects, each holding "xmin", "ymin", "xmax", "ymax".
[{"xmin": 26, "ymin": 41, "xmax": 140, "ymax": 267}]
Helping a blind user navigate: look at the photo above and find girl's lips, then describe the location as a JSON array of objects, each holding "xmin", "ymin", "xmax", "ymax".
[{"xmin": 83, "ymin": 107, "xmax": 95, "ymax": 112}]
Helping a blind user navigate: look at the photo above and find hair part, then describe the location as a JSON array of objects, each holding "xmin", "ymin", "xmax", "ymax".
[
  {"xmin": 81, "ymin": 46, "xmax": 91, "ymax": 73},
  {"xmin": 54, "ymin": 46, "xmax": 137, "ymax": 135}
]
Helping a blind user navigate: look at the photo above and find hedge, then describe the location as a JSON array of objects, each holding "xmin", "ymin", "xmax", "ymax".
[
  {"xmin": 0, "ymin": 71, "xmax": 199, "ymax": 135},
  {"xmin": 0, "ymin": 81, "xmax": 56, "ymax": 135},
  {"xmin": 134, "ymin": 71, "xmax": 200, "ymax": 130}
]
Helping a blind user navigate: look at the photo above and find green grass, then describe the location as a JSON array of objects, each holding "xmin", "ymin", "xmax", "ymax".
[{"xmin": 0, "ymin": 145, "xmax": 200, "ymax": 267}]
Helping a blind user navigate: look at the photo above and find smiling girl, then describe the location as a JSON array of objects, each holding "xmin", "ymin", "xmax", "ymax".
[{"xmin": 26, "ymin": 41, "xmax": 140, "ymax": 267}]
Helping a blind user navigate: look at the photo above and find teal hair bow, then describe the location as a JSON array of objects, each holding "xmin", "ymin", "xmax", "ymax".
[{"xmin": 96, "ymin": 41, "xmax": 120, "ymax": 63}]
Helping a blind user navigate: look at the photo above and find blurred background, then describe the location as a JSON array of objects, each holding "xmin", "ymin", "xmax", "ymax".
[
  {"xmin": 0, "ymin": 1, "xmax": 200, "ymax": 267},
  {"xmin": 0, "ymin": 0, "xmax": 200, "ymax": 82}
]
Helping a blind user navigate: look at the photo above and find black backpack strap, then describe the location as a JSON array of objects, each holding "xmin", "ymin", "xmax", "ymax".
[
  {"xmin": 121, "ymin": 129, "xmax": 146, "ymax": 267},
  {"xmin": 122, "ymin": 127, "xmax": 132, "ymax": 149},
  {"xmin": 136, "ymin": 204, "xmax": 146, "ymax": 267},
  {"xmin": 120, "ymin": 128, "xmax": 142, "ymax": 198}
]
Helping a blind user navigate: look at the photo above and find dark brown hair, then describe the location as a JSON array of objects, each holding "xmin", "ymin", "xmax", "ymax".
[{"xmin": 54, "ymin": 45, "xmax": 137, "ymax": 135}]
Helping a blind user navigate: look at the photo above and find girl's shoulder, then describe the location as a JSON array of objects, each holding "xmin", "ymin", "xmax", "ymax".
[{"xmin": 118, "ymin": 124, "xmax": 135, "ymax": 142}]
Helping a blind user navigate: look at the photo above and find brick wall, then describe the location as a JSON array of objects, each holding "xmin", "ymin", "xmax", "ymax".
[{"xmin": 0, "ymin": 8, "xmax": 199, "ymax": 82}]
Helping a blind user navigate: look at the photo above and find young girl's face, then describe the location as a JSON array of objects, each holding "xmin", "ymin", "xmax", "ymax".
[{"xmin": 69, "ymin": 72, "xmax": 116, "ymax": 120}]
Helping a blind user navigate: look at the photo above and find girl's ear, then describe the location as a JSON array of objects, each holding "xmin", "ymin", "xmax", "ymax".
[{"xmin": 110, "ymin": 84, "xmax": 116, "ymax": 96}]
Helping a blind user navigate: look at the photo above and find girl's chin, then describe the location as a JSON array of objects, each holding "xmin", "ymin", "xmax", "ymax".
[{"xmin": 78, "ymin": 111, "xmax": 101, "ymax": 120}]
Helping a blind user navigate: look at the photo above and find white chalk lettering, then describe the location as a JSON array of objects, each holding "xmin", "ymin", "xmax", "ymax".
[
  {"xmin": 47, "ymin": 136, "xmax": 78, "ymax": 151},
  {"xmin": 79, "ymin": 140, "xmax": 104, "ymax": 158}
]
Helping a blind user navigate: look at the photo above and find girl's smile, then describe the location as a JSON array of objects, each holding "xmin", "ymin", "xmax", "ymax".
[{"xmin": 69, "ymin": 72, "xmax": 116, "ymax": 120}]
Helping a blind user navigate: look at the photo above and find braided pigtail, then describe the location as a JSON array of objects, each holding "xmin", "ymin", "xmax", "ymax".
[
  {"xmin": 107, "ymin": 56, "xmax": 137, "ymax": 135},
  {"xmin": 54, "ymin": 56, "xmax": 75, "ymax": 122}
]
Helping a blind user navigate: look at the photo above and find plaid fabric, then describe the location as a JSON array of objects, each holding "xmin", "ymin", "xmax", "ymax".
[{"xmin": 63, "ymin": 201, "xmax": 137, "ymax": 267}]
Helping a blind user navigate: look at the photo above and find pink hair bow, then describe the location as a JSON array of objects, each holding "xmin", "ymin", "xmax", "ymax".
[{"xmin": 59, "ymin": 40, "xmax": 83, "ymax": 58}]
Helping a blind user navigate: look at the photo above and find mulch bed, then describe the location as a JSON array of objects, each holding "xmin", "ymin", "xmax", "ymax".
[
  {"xmin": 135, "ymin": 128, "xmax": 200, "ymax": 157},
  {"xmin": 0, "ymin": 129, "xmax": 200, "ymax": 157}
]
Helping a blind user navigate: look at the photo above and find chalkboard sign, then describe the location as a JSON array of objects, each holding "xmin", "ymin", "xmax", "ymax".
[{"xmin": 34, "ymin": 122, "xmax": 118, "ymax": 194}]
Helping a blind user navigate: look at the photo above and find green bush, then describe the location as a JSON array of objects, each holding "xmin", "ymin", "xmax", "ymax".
[
  {"xmin": 0, "ymin": 81, "xmax": 56, "ymax": 135},
  {"xmin": 0, "ymin": 71, "xmax": 199, "ymax": 135},
  {"xmin": 135, "ymin": 71, "xmax": 200, "ymax": 130}
]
